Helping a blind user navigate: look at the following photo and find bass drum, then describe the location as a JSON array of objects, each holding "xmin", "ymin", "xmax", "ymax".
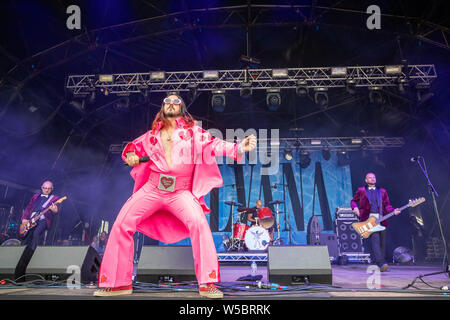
[{"xmin": 244, "ymin": 226, "xmax": 271, "ymax": 251}]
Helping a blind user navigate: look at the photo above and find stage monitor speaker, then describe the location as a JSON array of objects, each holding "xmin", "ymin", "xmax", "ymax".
[
  {"xmin": 268, "ymin": 246, "xmax": 332, "ymax": 285},
  {"xmin": 136, "ymin": 246, "xmax": 196, "ymax": 283},
  {"xmin": 0, "ymin": 246, "xmax": 101, "ymax": 283}
]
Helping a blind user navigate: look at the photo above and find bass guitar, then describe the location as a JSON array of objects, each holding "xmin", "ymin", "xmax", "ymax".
[
  {"xmin": 352, "ymin": 197, "xmax": 425, "ymax": 239},
  {"xmin": 19, "ymin": 196, "xmax": 67, "ymax": 238}
]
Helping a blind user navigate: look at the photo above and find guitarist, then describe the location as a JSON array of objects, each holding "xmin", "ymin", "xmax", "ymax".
[
  {"xmin": 350, "ymin": 173, "xmax": 400, "ymax": 272},
  {"xmin": 14, "ymin": 181, "xmax": 59, "ymax": 282}
]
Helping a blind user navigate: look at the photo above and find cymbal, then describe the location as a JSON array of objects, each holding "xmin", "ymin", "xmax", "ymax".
[
  {"xmin": 237, "ymin": 207, "xmax": 257, "ymax": 213},
  {"xmin": 268, "ymin": 200, "xmax": 285, "ymax": 205},
  {"xmin": 224, "ymin": 201, "xmax": 243, "ymax": 207}
]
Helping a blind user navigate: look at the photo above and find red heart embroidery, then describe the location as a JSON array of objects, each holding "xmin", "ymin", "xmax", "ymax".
[
  {"xmin": 209, "ymin": 270, "xmax": 216, "ymax": 279},
  {"xmin": 161, "ymin": 177, "xmax": 174, "ymax": 189},
  {"xmin": 100, "ymin": 275, "xmax": 107, "ymax": 283},
  {"xmin": 149, "ymin": 136, "xmax": 157, "ymax": 145}
]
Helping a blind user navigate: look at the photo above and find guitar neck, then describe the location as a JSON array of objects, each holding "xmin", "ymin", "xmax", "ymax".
[{"xmin": 376, "ymin": 203, "xmax": 409, "ymax": 224}]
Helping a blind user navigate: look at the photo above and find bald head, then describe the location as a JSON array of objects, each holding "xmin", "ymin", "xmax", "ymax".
[
  {"xmin": 41, "ymin": 181, "xmax": 54, "ymax": 195},
  {"xmin": 256, "ymin": 200, "xmax": 262, "ymax": 208}
]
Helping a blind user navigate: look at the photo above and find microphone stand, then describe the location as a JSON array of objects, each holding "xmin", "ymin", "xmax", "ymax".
[{"xmin": 404, "ymin": 156, "xmax": 449, "ymax": 289}]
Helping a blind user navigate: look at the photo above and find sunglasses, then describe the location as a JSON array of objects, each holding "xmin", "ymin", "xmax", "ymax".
[{"xmin": 163, "ymin": 97, "xmax": 182, "ymax": 105}]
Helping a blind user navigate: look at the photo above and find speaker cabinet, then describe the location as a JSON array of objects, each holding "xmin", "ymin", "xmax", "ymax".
[
  {"xmin": 0, "ymin": 246, "xmax": 101, "ymax": 284},
  {"xmin": 268, "ymin": 246, "xmax": 332, "ymax": 285},
  {"xmin": 136, "ymin": 246, "xmax": 196, "ymax": 283}
]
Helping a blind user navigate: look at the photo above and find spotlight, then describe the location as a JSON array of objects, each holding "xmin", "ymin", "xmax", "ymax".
[
  {"xmin": 314, "ymin": 87, "xmax": 328, "ymax": 108},
  {"xmin": 346, "ymin": 78, "xmax": 356, "ymax": 95},
  {"xmin": 98, "ymin": 74, "xmax": 114, "ymax": 83},
  {"xmin": 266, "ymin": 89, "xmax": 281, "ymax": 111},
  {"xmin": 203, "ymin": 70, "xmax": 219, "ymax": 79},
  {"xmin": 299, "ymin": 151, "xmax": 311, "ymax": 169},
  {"xmin": 284, "ymin": 148, "xmax": 293, "ymax": 161},
  {"xmin": 384, "ymin": 65, "xmax": 402, "ymax": 75},
  {"xmin": 321, "ymin": 147, "xmax": 331, "ymax": 161},
  {"xmin": 368, "ymin": 86, "xmax": 384, "ymax": 105},
  {"xmin": 101, "ymin": 87, "xmax": 109, "ymax": 96},
  {"xmin": 337, "ymin": 151, "xmax": 350, "ymax": 166},
  {"xmin": 211, "ymin": 90, "xmax": 226, "ymax": 112},
  {"xmin": 397, "ymin": 77, "xmax": 407, "ymax": 94},
  {"xmin": 240, "ymin": 82, "xmax": 252, "ymax": 99},
  {"xmin": 150, "ymin": 71, "xmax": 165, "ymax": 80},
  {"xmin": 416, "ymin": 83, "xmax": 434, "ymax": 104},
  {"xmin": 331, "ymin": 67, "xmax": 347, "ymax": 76},
  {"xmin": 296, "ymin": 80, "xmax": 308, "ymax": 97}
]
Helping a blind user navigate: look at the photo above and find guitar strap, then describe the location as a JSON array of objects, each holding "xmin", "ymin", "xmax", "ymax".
[{"xmin": 31, "ymin": 195, "xmax": 55, "ymax": 219}]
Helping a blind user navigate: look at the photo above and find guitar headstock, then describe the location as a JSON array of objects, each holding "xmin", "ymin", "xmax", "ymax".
[
  {"xmin": 408, "ymin": 197, "xmax": 425, "ymax": 207},
  {"xmin": 56, "ymin": 196, "xmax": 68, "ymax": 204}
]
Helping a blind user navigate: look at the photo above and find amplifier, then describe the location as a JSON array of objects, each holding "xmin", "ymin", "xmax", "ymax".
[{"xmin": 335, "ymin": 207, "xmax": 357, "ymax": 220}]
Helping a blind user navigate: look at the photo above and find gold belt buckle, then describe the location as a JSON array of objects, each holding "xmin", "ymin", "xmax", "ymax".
[{"xmin": 158, "ymin": 174, "xmax": 176, "ymax": 192}]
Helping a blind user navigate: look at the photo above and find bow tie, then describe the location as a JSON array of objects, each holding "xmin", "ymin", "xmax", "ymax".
[
  {"xmin": 41, "ymin": 194, "xmax": 49, "ymax": 198},
  {"xmin": 368, "ymin": 187, "xmax": 376, "ymax": 190}
]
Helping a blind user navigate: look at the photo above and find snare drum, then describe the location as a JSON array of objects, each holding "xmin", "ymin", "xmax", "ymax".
[
  {"xmin": 233, "ymin": 223, "xmax": 249, "ymax": 240},
  {"xmin": 257, "ymin": 207, "xmax": 274, "ymax": 229}
]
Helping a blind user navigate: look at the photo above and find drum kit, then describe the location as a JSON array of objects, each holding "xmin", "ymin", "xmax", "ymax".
[{"xmin": 224, "ymin": 199, "xmax": 285, "ymax": 251}]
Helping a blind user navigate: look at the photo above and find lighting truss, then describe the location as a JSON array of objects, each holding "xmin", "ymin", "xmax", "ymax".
[
  {"xmin": 109, "ymin": 136, "xmax": 404, "ymax": 154},
  {"xmin": 66, "ymin": 65, "xmax": 436, "ymax": 96}
]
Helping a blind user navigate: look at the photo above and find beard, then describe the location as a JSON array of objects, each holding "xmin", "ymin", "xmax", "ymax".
[{"xmin": 163, "ymin": 107, "xmax": 182, "ymax": 118}]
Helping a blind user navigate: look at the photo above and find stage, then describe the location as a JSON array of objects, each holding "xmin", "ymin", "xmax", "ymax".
[{"xmin": 0, "ymin": 264, "xmax": 448, "ymax": 300}]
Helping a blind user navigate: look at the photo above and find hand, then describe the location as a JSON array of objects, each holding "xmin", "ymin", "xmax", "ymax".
[
  {"xmin": 126, "ymin": 152, "xmax": 140, "ymax": 167},
  {"xmin": 394, "ymin": 209, "xmax": 401, "ymax": 215},
  {"xmin": 240, "ymin": 135, "xmax": 257, "ymax": 152},
  {"xmin": 353, "ymin": 207, "xmax": 360, "ymax": 217},
  {"xmin": 22, "ymin": 219, "xmax": 29, "ymax": 225},
  {"xmin": 49, "ymin": 203, "xmax": 58, "ymax": 213}
]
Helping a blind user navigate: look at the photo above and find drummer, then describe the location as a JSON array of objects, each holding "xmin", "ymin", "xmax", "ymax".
[{"xmin": 247, "ymin": 200, "xmax": 274, "ymax": 241}]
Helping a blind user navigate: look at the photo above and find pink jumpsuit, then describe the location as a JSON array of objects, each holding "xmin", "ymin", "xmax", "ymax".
[{"xmin": 98, "ymin": 117, "xmax": 241, "ymax": 287}]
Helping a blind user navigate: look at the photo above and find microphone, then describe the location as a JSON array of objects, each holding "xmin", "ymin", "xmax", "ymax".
[
  {"xmin": 124, "ymin": 156, "xmax": 150, "ymax": 166},
  {"xmin": 410, "ymin": 156, "xmax": 422, "ymax": 162}
]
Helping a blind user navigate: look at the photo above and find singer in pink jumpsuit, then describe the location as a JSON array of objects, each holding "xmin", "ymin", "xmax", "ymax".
[{"xmin": 95, "ymin": 94, "xmax": 255, "ymax": 298}]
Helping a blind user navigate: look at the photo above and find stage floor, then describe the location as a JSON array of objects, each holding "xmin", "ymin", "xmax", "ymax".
[{"xmin": 0, "ymin": 264, "xmax": 449, "ymax": 300}]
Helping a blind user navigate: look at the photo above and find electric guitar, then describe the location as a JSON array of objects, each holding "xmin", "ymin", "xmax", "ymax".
[
  {"xmin": 352, "ymin": 197, "xmax": 425, "ymax": 239},
  {"xmin": 19, "ymin": 196, "xmax": 67, "ymax": 238}
]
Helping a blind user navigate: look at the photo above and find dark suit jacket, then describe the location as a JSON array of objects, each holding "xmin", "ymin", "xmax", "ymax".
[
  {"xmin": 21, "ymin": 194, "xmax": 60, "ymax": 229},
  {"xmin": 350, "ymin": 186, "xmax": 394, "ymax": 227}
]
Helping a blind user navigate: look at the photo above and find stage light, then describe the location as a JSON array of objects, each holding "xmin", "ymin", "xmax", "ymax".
[
  {"xmin": 415, "ymin": 83, "xmax": 433, "ymax": 104},
  {"xmin": 101, "ymin": 87, "xmax": 109, "ymax": 96},
  {"xmin": 299, "ymin": 151, "xmax": 311, "ymax": 169},
  {"xmin": 337, "ymin": 151, "xmax": 350, "ymax": 166},
  {"xmin": 240, "ymin": 82, "xmax": 252, "ymax": 98},
  {"xmin": 150, "ymin": 71, "xmax": 165, "ymax": 80},
  {"xmin": 203, "ymin": 70, "xmax": 219, "ymax": 79},
  {"xmin": 322, "ymin": 147, "xmax": 331, "ymax": 161},
  {"xmin": 397, "ymin": 77, "xmax": 407, "ymax": 93},
  {"xmin": 311, "ymin": 139, "xmax": 321, "ymax": 145},
  {"xmin": 384, "ymin": 65, "xmax": 402, "ymax": 75},
  {"xmin": 369, "ymin": 86, "xmax": 384, "ymax": 105},
  {"xmin": 296, "ymin": 80, "xmax": 308, "ymax": 97},
  {"xmin": 346, "ymin": 78, "xmax": 356, "ymax": 95},
  {"xmin": 211, "ymin": 90, "xmax": 226, "ymax": 112},
  {"xmin": 331, "ymin": 67, "xmax": 347, "ymax": 76},
  {"xmin": 314, "ymin": 87, "xmax": 328, "ymax": 108},
  {"xmin": 266, "ymin": 89, "xmax": 281, "ymax": 111},
  {"xmin": 284, "ymin": 148, "xmax": 293, "ymax": 161},
  {"xmin": 351, "ymin": 138, "xmax": 362, "ymax": 144},
  {"xmin": 272, "ymin": 69, "xmax": 288, "ymax": 78},
  {"xmin": 98, "ymin": 74, "xmax": 114, "ymax": 83}
]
